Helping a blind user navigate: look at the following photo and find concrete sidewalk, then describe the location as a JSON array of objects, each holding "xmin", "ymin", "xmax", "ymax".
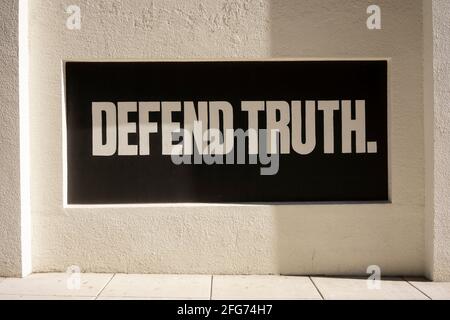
[{"xmin": 0, "ymin": 274, "xmax": 449, "ymax": 300}]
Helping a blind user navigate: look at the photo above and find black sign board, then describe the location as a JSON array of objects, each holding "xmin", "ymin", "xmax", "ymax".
[{"xmin": 64, "ymin": 60, "xmax": 388, "ymax": 204}]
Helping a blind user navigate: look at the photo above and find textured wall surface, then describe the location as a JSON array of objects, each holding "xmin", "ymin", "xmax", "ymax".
[
  {"xmin": 0, "ymin": 0, "xmax": 21, "ymax": 276},
  {"xmin": 28, "ymin": 0, "xmax": 425, "ymax": 275},
  {"xmin": 425, "ymin": 0, "xmax": 450, "ymax": 281}
]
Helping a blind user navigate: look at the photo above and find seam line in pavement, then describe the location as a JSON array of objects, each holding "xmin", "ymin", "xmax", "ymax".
[
  {"xmin": 95, "ymin": 273, "xmax": 116, "ymax": 300},
  {"xmin": 403, "ymin": 277, "xmax": 432, "ymax": 300},
  {"xmin": 309, "ymin": 277, "xmax": 325, "ymax": 300},
  {"xmin": 209, "ymin": 275, "xmax": 214, "ymax": 300}
]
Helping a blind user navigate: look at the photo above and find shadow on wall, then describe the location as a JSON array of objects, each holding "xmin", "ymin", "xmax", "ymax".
[{"xmin": 269, "ymin": 0, "xmax": 424, "ymax": 277}]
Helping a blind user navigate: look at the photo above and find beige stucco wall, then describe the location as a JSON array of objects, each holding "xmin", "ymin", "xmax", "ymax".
[
  {"xmin": 425, "ymin": 0, "xmax": 450, "ymax": 281},
  {"xmin": 0, "ymin": 0, "xmax": 22, "ymax": 277},
  {"xmin": 28, "ymin": 0, "xmax": 425, "ymax": 275},
  {"xmin": 0, "ymin": 0, "xmax": 31, "ymax": 277}
]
